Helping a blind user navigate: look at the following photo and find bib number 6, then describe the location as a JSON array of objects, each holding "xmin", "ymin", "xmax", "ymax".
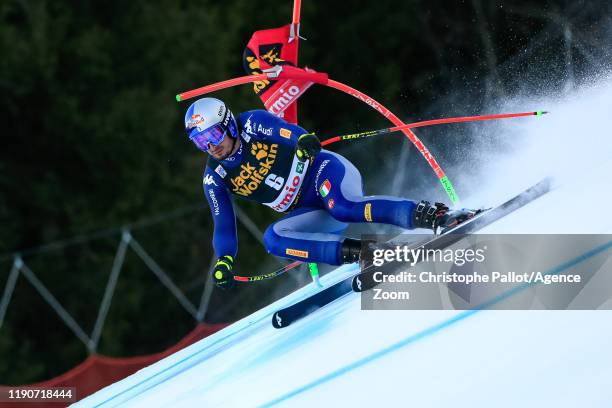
[{"xmin": 265, "ymin": 174, "xmax": 285, "ymax": 190}]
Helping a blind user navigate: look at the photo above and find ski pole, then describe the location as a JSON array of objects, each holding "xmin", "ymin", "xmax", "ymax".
[
  {"xmin": 321, "ymin": 111, "xmax": 548, "ymax": 147},
  {"xmin": 233, "ymin": 260, "xmax": 302, "ymax": 282},
  {"xmin": 233, "ymin": 261, "xmax": 323, "ymax": 284}
]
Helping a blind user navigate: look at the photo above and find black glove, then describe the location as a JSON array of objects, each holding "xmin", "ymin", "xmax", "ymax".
[
  {"xmin": 296, "ymin": 133, "xmax": 321, "ymax": 162},
  {"xmin": 213, "ymin": 255, "xmax": 235, "ymax": 290}
]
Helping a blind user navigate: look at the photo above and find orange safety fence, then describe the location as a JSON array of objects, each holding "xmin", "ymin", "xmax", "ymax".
[{"xmin": 0, "ymin": 323, "xmax": 228, "ymax": 407}]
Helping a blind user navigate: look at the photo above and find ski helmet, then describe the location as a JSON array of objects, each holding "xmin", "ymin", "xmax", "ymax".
[{"xmin": 184, "ymin": 98, "xmax": 238, "ymax": 152}]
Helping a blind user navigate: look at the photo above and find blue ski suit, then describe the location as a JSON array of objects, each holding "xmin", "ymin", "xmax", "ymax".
[{"xmin": 203, "ymin": 110, "xmax": 418, "ymax": 265}]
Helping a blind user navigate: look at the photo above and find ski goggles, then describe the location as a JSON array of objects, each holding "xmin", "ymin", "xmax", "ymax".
[
  {"xmin": 189, "ymin": 124, "xmax": 227, "ymax": 152},
  {"xmin": 188, "ymin": 115, "xmax": 237, "ymax": 152}
]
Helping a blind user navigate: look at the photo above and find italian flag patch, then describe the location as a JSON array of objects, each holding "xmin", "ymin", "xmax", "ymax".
[{"xmin": 319, "ymin": 179, "xmax": 331, "ymax": 197}]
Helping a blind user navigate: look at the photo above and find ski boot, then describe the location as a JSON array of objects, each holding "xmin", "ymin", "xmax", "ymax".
[
  {"xmin": 412, "ymin": 201, "xmax": 480, "ymax": 234},
  {"xmin": 340, "ymin": 237, "xmax": 378, "ymax": 270},
  {"xmin": 341, "ymin": 238, "xmax": 362, "ymax": 264}
]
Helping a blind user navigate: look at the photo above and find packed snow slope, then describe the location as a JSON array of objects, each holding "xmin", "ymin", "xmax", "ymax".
[{"xmin": 76, "ymin": 79, "xmax": 612, "ymax": 408}]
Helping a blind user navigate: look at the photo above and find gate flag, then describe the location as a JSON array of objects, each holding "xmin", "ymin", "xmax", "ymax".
[{"xmin": 243, "ymin": 24, "xmax": 314, "ymax": 124}]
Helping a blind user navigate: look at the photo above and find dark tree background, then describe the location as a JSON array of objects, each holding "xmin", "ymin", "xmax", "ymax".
[{"xmin": 1, "ymin": 0, "xmax": 609, "ymax": 384}]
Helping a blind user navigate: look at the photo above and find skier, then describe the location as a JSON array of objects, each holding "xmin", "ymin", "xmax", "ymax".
[{"xmin": 185, "ymin": 97, "xmax": 476, "ymax": 289}]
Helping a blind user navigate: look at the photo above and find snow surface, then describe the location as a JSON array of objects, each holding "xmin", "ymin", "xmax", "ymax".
[{"xmin": 75, "ymin": 79, "xmax": 612, "ymax": 408}]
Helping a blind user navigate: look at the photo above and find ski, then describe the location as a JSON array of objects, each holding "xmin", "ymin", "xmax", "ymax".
[
  {"xmin": 271, "ymin": 178, "xmax": 551, "ymax": 328},
  {"xmin": 272, "ymin": 278, "xmax": 353, "ymax": 328},
  {"xmin": 352, "ymin": 177, "xmax": 552, "ymax": 292}
]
